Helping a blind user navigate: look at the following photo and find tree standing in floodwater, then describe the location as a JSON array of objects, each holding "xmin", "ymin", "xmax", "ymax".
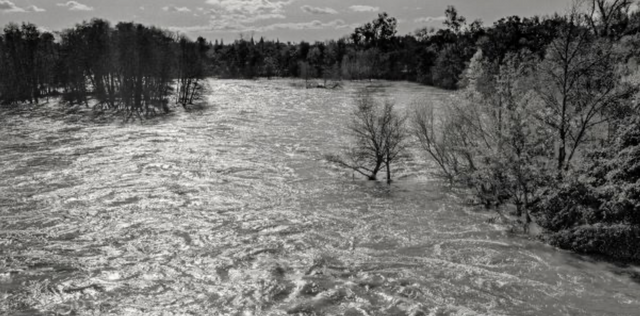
[{"xmin": 326, "ymin": 89, "xmax": 407, "ymax": 184}]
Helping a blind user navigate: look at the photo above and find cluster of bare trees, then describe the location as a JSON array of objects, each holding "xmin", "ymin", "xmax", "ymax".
[
  {"xmin": 176, "ymin": 36, "xmax": 208, "ymax": 106},
  {"xmin": 62, "ymin": 20, "xmax": 176, "ymax": 118},
  {"xmin": 0, "ymin": 19, "xmax": 209, "ymax": 119},
  {"xmin": 0, "ymin": 23, "xmax": 56, "ymax": 105},
  {"xmin": 324, "ymin": 2, "xmax": 638, "ymax": 199}
]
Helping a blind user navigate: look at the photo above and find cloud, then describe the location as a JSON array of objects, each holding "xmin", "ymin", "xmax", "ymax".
[
  {"xmin": 171, "ymin": 0, "xmax": 354, "ymax": 34},
  {"xmin": 260, "ymin": 19, "xmax": 352, "ymax": 31},
  {"xmin": 0, "ymin": 0, "xmax": 23, "ymax": 12},
  {"xmin": 163, "ymin": 6, "xmax": 191, "ymax": 13},
  {"xmin": 205, "ymin": 0, "xmax": 293, "ymax": 14},
  {"xmin": 170, "ymin": 18, "xmax": 354, "ymax": 34},
  {"xmin": 300, "ymin": 5, "xmax": 337, "ymax": 15},
  {"xmin": 414, "ymin": 16, "xmax": 446, "ymax": 23},
  {"xmin": 191, "ymin": 0, "xmax": 295, "ymax": 33},
  {"xmin": 349, "ymin": 5, "xmax": 379, "ymax": 12},
  {"xmin": 26, "ymin": 5, "xmax": 45, "ymax": 12},
  {"xmin": 205, "ymin": 0, "xmax": 293, "ymax": 24},
  {"xmin": 57, "ymin": 1, "xmax": 94, "ymax": 11},
  {"xmin": 0, "ymin": 0, "xmax": 44, "ymax": 13}
]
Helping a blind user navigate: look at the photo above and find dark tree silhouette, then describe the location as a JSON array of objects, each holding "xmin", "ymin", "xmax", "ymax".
[{"xmin": 327, "ymin": 90, "xmax": 407, "ymax": 184}]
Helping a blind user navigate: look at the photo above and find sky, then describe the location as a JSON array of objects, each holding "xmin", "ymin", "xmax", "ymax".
[{"xmin": 0, "ymin": 0, "xmax": 574, "ymax": 42}]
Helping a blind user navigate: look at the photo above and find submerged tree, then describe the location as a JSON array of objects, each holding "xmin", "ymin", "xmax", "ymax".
[
  {"xmin": 176, "ymin": 35, "xmax": 207, "ymax": 106},
  {"xmin": 327, "ymin": 90, "xmax": 407, "ymax": 184},
  {"xmin": 0, "ymin": 23, "xmax": 55, "ymax": 106},
  {"xmin": 413, "ymin": 50, "xmax": 557, "ymax": 222}
]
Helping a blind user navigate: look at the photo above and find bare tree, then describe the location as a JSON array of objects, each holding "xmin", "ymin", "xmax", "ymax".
[
  {"xmin": 412, "ymin": 101, "xmax": 470, "ymax": 184},
  {"xmin": 176, "ymin": 35, "xmax": 206, "ymax": 107},
  {"xmin": 381, "ymin": 101, "xmax": 408, "ymax": 183},
  {"xmin": 411, "ymin": 51, "xmax": 491, "ymax": 184},
  {"xmin": 584, "ymin": 0, "xmax": 633, "ymax": 39},
  {"xmin": 327, "ymin": 90, "xmax": 408, "ymax": 184},
  {"xmin": 413, "ymin": 50, "xmax": 556, "ymax": 219},
  {"xmin": 534, "ymin": 11, "xmax": 633, "ymax": 171}
]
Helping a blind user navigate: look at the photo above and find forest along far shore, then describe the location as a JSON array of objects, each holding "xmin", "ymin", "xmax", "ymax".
[{"xmin": 1, "ymin": 1, "xmax": 640, "ymax": 263}]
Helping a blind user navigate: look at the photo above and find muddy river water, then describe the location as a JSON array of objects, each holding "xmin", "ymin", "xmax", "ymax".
[{"xmin": 1, "ymin": 80, "xmax": 639, "ymax": 315}]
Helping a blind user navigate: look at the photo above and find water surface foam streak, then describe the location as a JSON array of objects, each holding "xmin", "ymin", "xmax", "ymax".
[{"xmin": 1, "ymin": 80, "xmax": 639, "ymax": 315}]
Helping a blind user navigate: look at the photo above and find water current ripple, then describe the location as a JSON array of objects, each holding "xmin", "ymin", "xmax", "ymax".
[{"xmin": 1, "ymin": 79, "xmax": 639, "ymax": 315}]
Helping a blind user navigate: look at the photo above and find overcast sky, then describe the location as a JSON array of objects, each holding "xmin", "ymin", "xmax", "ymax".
[{"xmin": 0, "ymin": 0, "xmax": 573, "ymax": 42}]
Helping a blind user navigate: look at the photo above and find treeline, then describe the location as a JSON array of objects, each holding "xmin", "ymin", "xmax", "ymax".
[
  {"xmin": 204, "ymin": 7, "xmax": 602, "ymax": 89},
  {"xmin": 5, "ymin": 3, "xmax": 640, "ymax": 109},
  {"xmin": 4, "ymin": 4, "xmax": 638, "ymax": 109},
  {"xmin": 0, "ymin": 19, "xmax": 209, "ymax": 118},
  {"xmin": 208, "ymin": 13, "xmax": 410, "ymax": 84},
  {"xmin": 412, "ymin": 0, "xmax": 640, "ymax": 261},
  {"xmin": 202, "ymin": 10, "xmax": 498, "ymax": 87}
]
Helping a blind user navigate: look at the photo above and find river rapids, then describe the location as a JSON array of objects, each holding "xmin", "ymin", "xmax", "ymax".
[{"xmin": 1, "ymin": 80, "xmax": 639, "ymax": 315}]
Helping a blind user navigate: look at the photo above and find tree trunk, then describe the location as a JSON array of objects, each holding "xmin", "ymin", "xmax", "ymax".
[
  {"xmin": 369, "ymin": 162, "xmax": 382, "ymax": 180},
  {"xmin": 386, "ymin": 161, "xmax": 392, "ymax": 185},
  {"xmin": 523, "ymin": 191, "xmax": 532, "ymax": 224},
  {"xmin": 558, "ymin": 132, "xmax": 567, "ymax": 171},
  {"xmin": 515, "ymin": 202, "xmax": 522, "ymax": 217}
]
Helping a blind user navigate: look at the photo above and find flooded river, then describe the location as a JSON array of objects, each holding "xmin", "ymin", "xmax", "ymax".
[{"xmin": 1, "ymin": 80, "xmax": 639, "ymax": 315}]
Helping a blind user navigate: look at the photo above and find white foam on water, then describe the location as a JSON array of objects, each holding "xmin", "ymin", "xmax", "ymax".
[{"xmin": 0, "ymin": 79, "xmax": 639, "ymax": 315}]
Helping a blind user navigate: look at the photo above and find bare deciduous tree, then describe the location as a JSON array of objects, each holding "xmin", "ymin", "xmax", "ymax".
[
  {"xmin": 412, "ymin": 100, "xmax": 475, "ymax": 184},
  {"xmin": 534, "ymin": 11, "xmax": 633, "ymax": 171},
  {"xmin": 327, "ymin": 90, "xmax": 408, "ymax": 184},
  {"xmin": 584, "ymin": 0, "xmax": 633, "ymax": 39},
  {"xmin": 176, "ymin": 35, "xmax": 206, "ymax": 107}
]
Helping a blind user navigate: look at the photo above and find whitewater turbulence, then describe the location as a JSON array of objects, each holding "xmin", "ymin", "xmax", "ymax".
[{"xmin": 1, "ymin": 79, "xmax": 639, "ymax": 316}]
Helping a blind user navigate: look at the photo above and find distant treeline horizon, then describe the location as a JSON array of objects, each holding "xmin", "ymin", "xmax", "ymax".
[{"xmin": 6, "ymin": 4, "xmax": 640, "ymax": 109}]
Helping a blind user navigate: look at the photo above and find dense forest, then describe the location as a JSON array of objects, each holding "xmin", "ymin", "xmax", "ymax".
[{"xmin": 1, "ymin": 0, "xmax": 640, "ymax": 261}]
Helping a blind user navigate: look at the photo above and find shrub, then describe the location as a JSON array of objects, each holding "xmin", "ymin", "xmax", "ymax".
[{"xmin": 548, "ymin": 224, "xmax": 640, "ymax": 261}]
